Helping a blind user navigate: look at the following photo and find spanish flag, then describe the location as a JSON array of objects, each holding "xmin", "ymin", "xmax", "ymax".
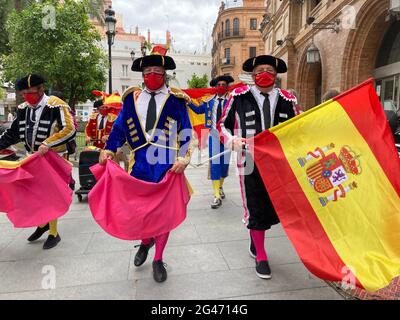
[{"xmin": 250, "ymin": 79, "xmax": 400, "ymax": 292}]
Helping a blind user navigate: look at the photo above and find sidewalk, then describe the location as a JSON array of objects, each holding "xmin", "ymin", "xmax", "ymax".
[{"xmin": 0, "ymin": 150, "xmax": 342, "ymax": 300}]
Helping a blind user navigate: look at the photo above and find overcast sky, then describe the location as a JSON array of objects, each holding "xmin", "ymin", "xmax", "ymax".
[{"xmin": 113, "ymin": 0, "xmax": 221, "ymax": 53}]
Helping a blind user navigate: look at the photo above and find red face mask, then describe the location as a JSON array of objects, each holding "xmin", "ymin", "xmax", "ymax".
[
  {"xmin": 99, "ymin": 108, "xmax": 108, "ymax": 116},
  {"xmin": 144, "ymin": 73, "xmax": 165, "ymax": 91},
  {"xmin": 254, "ymin": 72, "xmax": 276, "ymax": 88},
  {"xmin": 23, "ymin": 92, "xmax": 42, "ymax": 106},
  {"xmin": 216, "ymin": 86, "xmax": 228, "ymax": 96}
]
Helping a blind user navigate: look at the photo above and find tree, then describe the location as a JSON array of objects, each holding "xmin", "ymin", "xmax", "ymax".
[
  {"xmin": 187, "ymin": 74, "xmax": 209, "ymax": 89},
  {"xmin": 2, "ymin": 0, "xmax": 107, "ymax": 111},
  {"xmin": 0, "ymin": 0, "xmax": 13, "ymax": 56}
]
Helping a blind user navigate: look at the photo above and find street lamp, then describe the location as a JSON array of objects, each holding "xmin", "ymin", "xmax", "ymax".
[
  {"xmin": 105, "ymin": 6, "xmax": 117, "ymax": 94},
  {"xmin": 130, "ymin": 50, "xmax": 136, "ymax": 61},
  {"xmin": 306, "ymin": 42, "xmax": 321, "ymax": 64}
]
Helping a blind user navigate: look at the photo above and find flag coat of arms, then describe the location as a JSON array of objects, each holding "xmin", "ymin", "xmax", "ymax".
[{"xmin": 250, "ymin": 79, "xmax": 400, "ymax": 292}]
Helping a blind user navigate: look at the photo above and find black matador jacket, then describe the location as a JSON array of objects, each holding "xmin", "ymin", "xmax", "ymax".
[
  {"xmin": 0, "ymin": 95, "xmax": 76, "ymax": 154},
  {"xmin": 218, "ymin": 85, "xmax": 300, "ymax": 230}
]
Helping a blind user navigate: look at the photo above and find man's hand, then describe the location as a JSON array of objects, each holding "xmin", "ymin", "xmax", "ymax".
[
  {"xmin": 229, "ymin": 137, "xmax": 246, "ymax": 151},
  {"xmin": 85, "ymin": 136, "xmax": 92, "ymax": 144},
  {"xmin": 101, "ymin": 135, "xmax": 109, "ymax": 143},
  {"xmin": 99, "ymin": 150, "xmax": 113, "ymax": 165},
  {"xmin": 170, "ymin": 160, "xmax": 188, "ymax": 174},
  {"xmin": 38, "ymin": 144, "xmax": 49, "ymax": 156}
]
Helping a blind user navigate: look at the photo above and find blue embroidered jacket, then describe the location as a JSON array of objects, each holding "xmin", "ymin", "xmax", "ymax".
[
  {"xmin": 105, "ymin": 87, "xmax": 193, "ymax": 183},
  {"xmin": 188, "ymin": 96, "xmax": 228, "ymax": 129}
]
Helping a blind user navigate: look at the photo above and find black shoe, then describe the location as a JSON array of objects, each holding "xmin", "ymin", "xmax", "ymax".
[
  {"xmin": 43, "ymin": 234, "xmax": 61, "ymax": 250},
  {"xmin": 27, "ymin": 224, "xmax": 49, "ymax": 242},
  {"xmin": 211, "ymin": 197, "xmax": 222, "ymax": 209},
  {"xmin": 134, "ymin": 239, "xmax": 155, "ymax": 267},
  {"xmin": 219, "ymin": 187, "xmax": 226, "ymax": 199},
  {"xmin": 152, "ymin": 260, "xmax": 167, "ymax": 283},
  {"xmin": 256, "ymin": 260, "xmax": 272, "ymax": 279},
  {"xmin": 249, "ymin": 237, "xmax": 257, "ymax": 259}
]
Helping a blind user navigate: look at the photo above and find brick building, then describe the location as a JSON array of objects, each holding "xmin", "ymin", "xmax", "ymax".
[
  {"xmin": 261, "ymin": 0, "xmax": 400, "ymax": 110},
  {"xmin": 211, "ymin": 0, "xmax": 265, "ymax": 81}
]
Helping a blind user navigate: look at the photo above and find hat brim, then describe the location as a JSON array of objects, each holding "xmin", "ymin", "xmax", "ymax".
[
  {"xmin": 210, "ymin": 76, "xmax": 234, "ymax": 87},
  {"xmin": 242, "ymin": 55, "xmax": 287, "ymax": 73},
  {"xmin": 132, "ymin": 55, "xmax": 176, "ymax": 72}
]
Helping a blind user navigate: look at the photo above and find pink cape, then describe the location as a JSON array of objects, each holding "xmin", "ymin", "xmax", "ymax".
[
  {"xmin": 0, "ymin": 152, "xmax": 73, "ymax": 228},
  {"xmin": 88, "ymin": 161, "xmax": 191, "ymax": 240}
]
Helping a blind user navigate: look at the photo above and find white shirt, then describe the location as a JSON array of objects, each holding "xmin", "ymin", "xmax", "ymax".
[
  {"xmin": 136, "ymin": 85, "xmax": 169, "ymax": 137},
  {"xmin": 28, "ymin": 94, "xmax": 49, "ymax": 123},
  {"xmin": 211, "ymin": 94, "xmax": 227, "ymax": 129},
  {"xmin": 97, "ymin": 114, "xmax": 107, "ymax": 129},
  {"xmin": 250, "ymin": 86, "xmax": 278, "ymax": 131}
]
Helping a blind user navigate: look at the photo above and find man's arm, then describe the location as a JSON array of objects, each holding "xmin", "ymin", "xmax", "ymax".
[
  {"xmin": 187, "ymin": 100, "xmax": 206, "ymax": 115},
  {"xmin": 43, "ymin": 104, "xmax": 76, "ymax": 148},
  {"xmin": 171, "ymin": 102, "xmax": 194, "ymax": 173},
  {"xmin": 0, "ymin": 114, "xmax": 22, "ymax": 150}
]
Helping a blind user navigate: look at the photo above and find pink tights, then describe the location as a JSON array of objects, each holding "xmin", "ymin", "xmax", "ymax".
[
  {"xmin": 250, "ymin": 230, "xmax": 268, "ymax": 262},
  {"xmin": 141, "ymin": 232, "xmax": 170, "ymax": 261}
]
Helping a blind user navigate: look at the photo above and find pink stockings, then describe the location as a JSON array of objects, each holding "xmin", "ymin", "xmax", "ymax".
[
  {"xmin": 250, "ymin": 230, "xmax": 268, "ymax": 262},
  {"xmin": 141, "ymin": 232, "xmax": 170, "ymax": 261}
]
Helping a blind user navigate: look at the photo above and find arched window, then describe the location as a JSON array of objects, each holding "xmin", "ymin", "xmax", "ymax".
[
  {"xmin": 233, "ymin": 18, "xmax": 240, "ymax": 35},
  {"xmin": 376, "ymin": 21, "xmax": 400, "ymax": 68},
  {"xmin": 225, "ymin": 19, "xmax": 231, "ymax": 36}
]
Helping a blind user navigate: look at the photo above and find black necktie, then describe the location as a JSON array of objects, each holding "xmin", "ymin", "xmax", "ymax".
[
  {"xmin": 99, "ymin": 116, "xmax": 105, "ymax": 130},
  {"xmin": 261, "ymin": 93, "xmax": 271, "ymax": 130},
  {"xmin": 146, "ymin": 92, "xmax": 157, "ymax": 133},
  {"xmin": 216, "ymin": 98, "xmax": 223, "ymax": 123}
]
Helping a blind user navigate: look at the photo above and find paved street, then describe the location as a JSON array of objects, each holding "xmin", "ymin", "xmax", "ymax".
[{"xmin": 0, "ymin": 150, "xmax": 342, "ymax": 300}]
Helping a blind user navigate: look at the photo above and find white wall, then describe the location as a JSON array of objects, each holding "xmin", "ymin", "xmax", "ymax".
[{"xmin": 168, "ymin": 52, "xmax": 212, "ymax": 89}]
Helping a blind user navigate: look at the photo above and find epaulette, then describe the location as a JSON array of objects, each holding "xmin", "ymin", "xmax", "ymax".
[
  {"xmin": 89, "ymin": 112, "xmax": 99, "ymax": 120},
  {"xmin": 107, "ymin": 113, "xmax": 118, "ymax": 122},
  {"xmin": 170, "ymin": 87, "xmax": 191, "ymax": 104},
  {"xmin": 231, "ymin": 85, "xmax": 250, "ymax": 97},
  {"xmin": 17, "ymin": 102, "xmax": 28, "ymax": 109},
  {"xmin": 278, "ymin": 89, "xmax": 297, "ymax": 104},
  {"xmin": 48, "ymin": 96, "xmax": 69, "ymax": 108},
  {"xmin": 122, "ymin": 86, "xmax": 142, "ymax": 102}
]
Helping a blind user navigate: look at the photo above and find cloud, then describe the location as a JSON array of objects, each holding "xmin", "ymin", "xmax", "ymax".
[{"xmin": 113, "ymin": 0, "xmax": 220, "ymax": 53}]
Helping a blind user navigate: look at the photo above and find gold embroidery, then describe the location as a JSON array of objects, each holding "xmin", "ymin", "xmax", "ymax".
[{"xmin": 129, "ymin": 123, "xmax": 135, "ymax": 130}]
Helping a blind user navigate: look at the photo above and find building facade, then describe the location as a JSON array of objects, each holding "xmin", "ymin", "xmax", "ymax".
[
  {"xmin": 0, "ymin": 87, "xmax": 16, "ymax": 122},
  {"xmin": 168, "ymin": 50, "xmax": 212, "ymax": 89},
  {"xmin": 261, "ymin": 0, "xmax": 400, "ymax": 110},
  {"xmin": 211, "ymin": 0, "xmax": 266, "ymax": 81}
]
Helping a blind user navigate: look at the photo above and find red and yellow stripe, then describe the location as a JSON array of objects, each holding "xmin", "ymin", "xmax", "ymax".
[{"xmin": 252, "ymin": 79, "xmax": 400, "ymax": 292}]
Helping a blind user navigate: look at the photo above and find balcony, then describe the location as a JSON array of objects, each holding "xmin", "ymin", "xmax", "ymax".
[
  {"xmin": 218, "ymin": 28, "xmax": 246, "ymax": 42},
  {"xmin": 220, "ymin": 57, "xmax": 235, "ymax": 67},
  {"xmin": 259, "ymin": 13, "xmax": 272, "ymax": 34}
]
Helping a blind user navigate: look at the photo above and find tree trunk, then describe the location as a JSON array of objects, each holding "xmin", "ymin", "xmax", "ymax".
[{"xmin": 14, "ymin": 0, "xmax": 22, "ymax": 12}]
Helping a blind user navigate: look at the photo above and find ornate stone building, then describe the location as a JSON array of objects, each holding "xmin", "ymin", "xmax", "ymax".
[
  {"xmin": 261, "ymin": 0, "xmax": 400, "ymax": 110},
  {"xmin": 211, "ymin": 0, "xmax": 265, "ymax": 81}
]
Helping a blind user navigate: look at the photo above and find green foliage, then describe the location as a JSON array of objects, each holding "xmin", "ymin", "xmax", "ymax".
[
  {"xmin": 0, "ymin": 87, "xmax": 5, "ymax": 100},
  {"xmin": 2, "ymin": 0, "xmax": 107, "ymax": 110},
  {"xmin": 187, "ymin": 73, "xmax": 209, "ymax": 89},
  {"xmin": 0, "ymin": 0, "xmax": 13, "ymax": 57}
]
